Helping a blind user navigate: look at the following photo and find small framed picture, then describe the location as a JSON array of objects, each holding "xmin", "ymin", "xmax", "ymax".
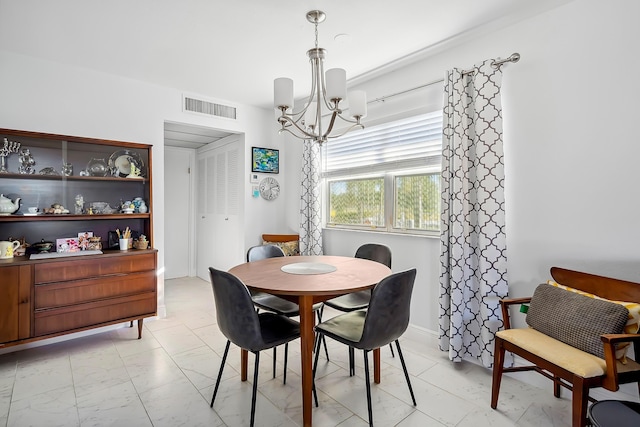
[
  {"xmin": 57, "ymin": 237, "xmax": 80, "ymax": 253},
  {"xmin": 252, "ymin": 147, "xmax": 279, "ymax": 174},
  {"xmin": 78, "ymin": 231, "xmax": 94, "ymax": 250},
  {"xmin": 250, "ymin": 173, "xmax": 259, "ymax": 184}
]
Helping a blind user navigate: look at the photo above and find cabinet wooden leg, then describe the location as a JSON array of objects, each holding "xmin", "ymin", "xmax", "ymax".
[{"xmin": 137, "ymin": 318, "xmax": 143, "ymax": 339}]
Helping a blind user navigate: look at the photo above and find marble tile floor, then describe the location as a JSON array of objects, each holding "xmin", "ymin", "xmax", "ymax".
[{"xmin": 0, "ymin": 276, "xmax": 574, "ymax": 427}]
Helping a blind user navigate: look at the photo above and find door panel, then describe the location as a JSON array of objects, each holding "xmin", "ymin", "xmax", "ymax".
[
  {"xmin": 196, "ymin": 140, "xmax": 242, "ymax": 280},
  {"xmin": 164, "ymin": 147, "xmax": 192, "ymax": 279}
]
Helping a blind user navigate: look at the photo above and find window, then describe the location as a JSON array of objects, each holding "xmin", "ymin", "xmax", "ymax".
[{"xmin": 324, "ymin": 111, "xmax": 443, "ymax": 234}]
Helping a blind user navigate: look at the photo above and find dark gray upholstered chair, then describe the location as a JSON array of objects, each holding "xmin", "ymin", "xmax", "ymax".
[
  {"xmin": 313, "ymin": 268, "xmax": 417, "ymax": 427},
  {"xmin": 246, "ymin": 245, "xmax": 328, "ymax": 378},
  {"xmin": 321, "ymin": 243, "xmax": 394, "ymax": 374},
  {"xmin": 208, "ymin": 267, "xmax": 300, "ymax": 427}
]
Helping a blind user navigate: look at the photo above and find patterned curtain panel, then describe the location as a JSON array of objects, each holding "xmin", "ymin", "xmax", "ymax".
[
  {"xmin": 438, "ymin": 60, "xmax": 510, "ymax": 368},
  {"xmin": 299, "ymin": 139, "xmax": 323, "ymax": 255}
]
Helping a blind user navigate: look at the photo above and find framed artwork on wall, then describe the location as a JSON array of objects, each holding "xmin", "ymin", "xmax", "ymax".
[{"xmin": 252, "ymin": 147, "xmax": 279, "ymax": 174}]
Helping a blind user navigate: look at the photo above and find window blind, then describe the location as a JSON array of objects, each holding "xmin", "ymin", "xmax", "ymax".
[{"xmin": 323, "ymin": 111, "xmax": 442, "ymax": 178}]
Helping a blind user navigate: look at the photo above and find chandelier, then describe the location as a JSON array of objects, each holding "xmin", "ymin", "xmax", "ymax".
[{"xmin": 274, "ymin": 10, "xmax": 366, "ymax": 144}]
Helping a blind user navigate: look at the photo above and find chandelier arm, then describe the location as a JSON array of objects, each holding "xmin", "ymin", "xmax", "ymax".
[
  {"xmin": 318, "ymin": 58, "xmax": 335, "ymax": 112},
  {"xmin": 332, "ymin": 113, "xmax": 362, "ymax": 125},
  {"xmin": 321, "ymin": 111, "xmax": 339, "ymax": 139},
  {"xmin": 277, "ymin": 114, "xmax": 318, "ymax": 140},
  {"xmin": 313, "ymin": 57, "xmax": 324, "ymax": 138},
  {"xmin": 324, "ymin": 122, "xmax": 365, "ymax": 140},
  {"xmin": 277, "ymin": 107, "xmax": 304, "ymax": 128},
  {"xmin": 279, "ymin": 126, "xmax": 319, "ymax": 141},
  {"xmin": 291, "ymin": 56, "xmax": 320, "ymax": 117}
]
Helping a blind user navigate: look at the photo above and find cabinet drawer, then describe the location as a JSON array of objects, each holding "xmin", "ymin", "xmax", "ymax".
[
  {"xmin": 34, "ymin": 293, "xmax": 156, "ymax": 337},
  {"xmin": 34, "ymin": 253, "xmax": 156, "ymax": 284},
  {"xmin": 34, "ymin": 270, "xmax": 156, "ymax": 310}
]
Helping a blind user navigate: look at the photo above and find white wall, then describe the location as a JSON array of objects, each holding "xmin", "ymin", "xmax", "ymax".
[
  {"xmin": 0, "ymin": 50, "xmax": 276, "ymax": 318},
  {"xmin": 285, "ymin": 0, "xmax": 640, "ymax": 334}
]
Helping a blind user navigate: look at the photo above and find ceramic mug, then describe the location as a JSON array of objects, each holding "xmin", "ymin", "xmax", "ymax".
[
  {"xmin": 119, "ymin": 238, "xmax": 129, "ymax": 251},
  {"xmin": 0, "ymin": 240, "xmax": 20, "ymax": 259}
]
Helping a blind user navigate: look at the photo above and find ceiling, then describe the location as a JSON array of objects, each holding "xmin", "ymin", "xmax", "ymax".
[{"xmin": 0, "ymin": 0, "xmax": 572, "ymax": 149}]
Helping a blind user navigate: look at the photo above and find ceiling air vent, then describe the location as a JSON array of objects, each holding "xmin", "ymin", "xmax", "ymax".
[{"xmin": 183, "ymin": 95, "xmax": 236, "ymax": 120}]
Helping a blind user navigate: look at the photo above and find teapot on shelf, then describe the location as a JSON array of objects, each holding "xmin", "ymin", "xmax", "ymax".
[{"xmin": 0, "ymin": 194, "xmax": 21, "ymax": 215}]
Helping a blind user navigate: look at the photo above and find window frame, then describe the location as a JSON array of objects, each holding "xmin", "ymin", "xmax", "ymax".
[
  {"xmin": 325, "ymin": 166, "xmax": 441, "ymax": 237},
  {"xmin": 322, "ymin": 110, "xmax": 443, "ymax": 237}
]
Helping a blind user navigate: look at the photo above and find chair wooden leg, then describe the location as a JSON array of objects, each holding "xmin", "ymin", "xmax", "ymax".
[
  {"xmin": 250, "ymin": 351, "xmax": 260, "ymax": 427},
  {"xmin": 491, "ymin": 337, "xmax": 505, "ymax": 409},
  {"xmin": 211, "ymin": 340, "xmax": 231, "ymax": 407},
  {"xmin": 572, "ymin": 377, "xmax": 589, "ymax": 427},
  {"xmin": 395, "ymin": 340, "xmax": 416, "ymax": 406},
  {"xmin": 363, "ymin": 350, "xmax": 374, "ymax": 427}
]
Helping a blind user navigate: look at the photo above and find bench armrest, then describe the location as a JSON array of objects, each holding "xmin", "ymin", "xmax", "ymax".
[
  {"xmin": 499, "ymin": 297, "xmax": 532, "ymax": 329},
  {"xmin": 601, "ymin": 333, "xmax": 640, "ymax": 345},
  {"xmin": 601, "ymin": 333, "xmax": 640, "ymax": 390}
]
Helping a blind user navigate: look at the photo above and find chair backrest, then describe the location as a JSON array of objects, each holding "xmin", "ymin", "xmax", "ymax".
[
  {"xmin": 208, "ymin": 267, "xmax": 265, "ymax": 351},
  {"xmin": 358, "ymin": 268, "xmax": 416, "ymax": 350},
  {"xmin": 355, "ymin": 243, "xmax": 392, "ymax": 268},
  {"xmin": 247, "ymin": 244, "xmax": 285, "ymax": 262}
]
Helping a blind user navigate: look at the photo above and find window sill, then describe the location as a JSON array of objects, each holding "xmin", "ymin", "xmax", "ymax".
[{"xmin": 323, "ymin": 226, "xmax": 440, "ymax": 239}]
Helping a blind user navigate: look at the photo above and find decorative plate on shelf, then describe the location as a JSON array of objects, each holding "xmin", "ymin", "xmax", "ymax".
[{"xmin": 108, "ymin": 149, "xmax": 145, "ymax": 178}]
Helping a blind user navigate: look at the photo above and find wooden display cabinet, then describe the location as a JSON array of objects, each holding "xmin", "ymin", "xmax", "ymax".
[{"xmin": 0, "ymin": 128, "xmax": 157, "ymax": 349}]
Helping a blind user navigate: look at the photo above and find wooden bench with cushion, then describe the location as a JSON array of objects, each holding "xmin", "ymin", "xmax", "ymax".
[{"xmin": 491, "ymin": 267, "xmax": 640, "ymax": 427}]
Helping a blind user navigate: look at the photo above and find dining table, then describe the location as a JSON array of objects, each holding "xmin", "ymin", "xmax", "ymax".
[{"xmin": 228, "ymin": 255, "xmax": 392, "ymax": 427}]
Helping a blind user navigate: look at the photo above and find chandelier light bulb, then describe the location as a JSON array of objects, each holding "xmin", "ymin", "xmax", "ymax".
[
  {"xmin": 348, "ymin": 90, "xmax": 367, "ymax": 119},
  {"xmin": 274, "ymin": 78, "xmax": 294, "ymax": 109},
  {"xmin": 325, "ymin": 68, "xmax": 346, "ymax": 102}
]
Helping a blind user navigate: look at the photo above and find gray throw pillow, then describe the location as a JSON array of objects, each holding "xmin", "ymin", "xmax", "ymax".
[{"xmin": 526, "ymin": 284, "xmax": 629, "ymax": 358}]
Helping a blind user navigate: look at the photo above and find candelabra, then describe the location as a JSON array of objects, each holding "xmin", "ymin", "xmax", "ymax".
[{"xmin": 0, "ymin": 138, "xmax": 21, "ymax": 173}]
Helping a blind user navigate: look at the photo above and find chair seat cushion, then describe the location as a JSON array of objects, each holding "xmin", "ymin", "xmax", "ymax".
[
  {"xmin": 252, "ymin": 292, "xmax": 300, "ymax": 316},
  {"xmin": 252, "ymin": 292, "xmax": 322, "ymax": 317},
  {"xmin": 316, "ymin": 310, "xmax": 366, "ymax": 348},
  {"xmin": 497, "ymin": 328, "xmax": 607, "ymax": 378},
  {"xmin": 526, "ymin": 284, "xmax": 629, "ymax": 358},
  {"xmin": 257, "ymin": 312, "xmax": 300, "ymax": 350},
  {"xmin": 324, "ymin": 290, "xmax": 371, "ymax": 312}
]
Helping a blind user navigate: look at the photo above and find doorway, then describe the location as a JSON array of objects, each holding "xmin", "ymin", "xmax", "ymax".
[{"xmin": 163, "ymin": 121, "xmax": 237, "ymax": 279}]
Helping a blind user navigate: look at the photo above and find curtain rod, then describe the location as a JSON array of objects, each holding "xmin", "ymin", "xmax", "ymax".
[
  {"xmin": 369, "ymin": 52, "xmax": 520, "ymax": 105},
  {"xmin": 461, "ymin": 52, "xmax": 520, "ymax": 75}
]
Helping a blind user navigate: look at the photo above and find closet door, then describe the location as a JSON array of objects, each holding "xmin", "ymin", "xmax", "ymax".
[
  {"xmin": 196, "ymin": 140, "xmax": 242, "ymax": 280},
  {"xmin": 164, "ymin": 147, "xmax": 193, "ymax": 279}
]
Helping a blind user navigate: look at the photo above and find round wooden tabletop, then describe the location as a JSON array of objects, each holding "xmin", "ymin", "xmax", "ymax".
[{"xmin": 228, "ymin": 255, "xmax": 392, "ymax": 297}]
